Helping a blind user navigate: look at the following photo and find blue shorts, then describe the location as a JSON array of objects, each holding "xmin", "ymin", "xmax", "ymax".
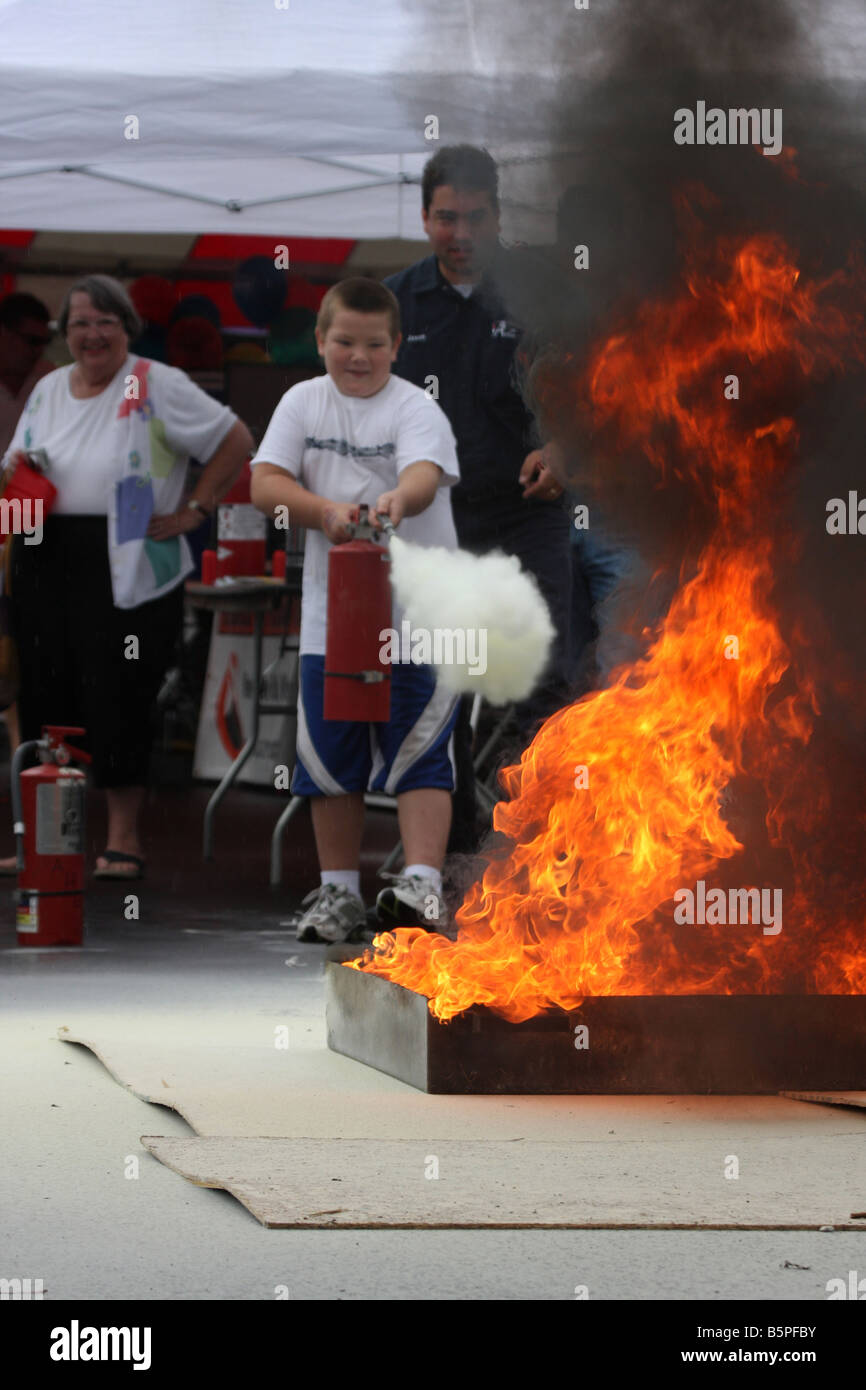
[{"xmin": 292, "ymin": 654, "xmax": 459, "ymax": 797}]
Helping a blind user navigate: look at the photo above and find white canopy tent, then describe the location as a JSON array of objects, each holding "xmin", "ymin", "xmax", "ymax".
[
  {"xmin": 2, "ymin": 0, "xmax": 865, "ymax": 239},
  {"xmin": 0, "ymin": 0, "xmax": 561, "ymax": 241}
]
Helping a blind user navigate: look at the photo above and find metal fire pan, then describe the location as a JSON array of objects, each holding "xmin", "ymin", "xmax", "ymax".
[{"xmin": 325, "ymin": 958, "xmax": 866, "ymax": 1094}]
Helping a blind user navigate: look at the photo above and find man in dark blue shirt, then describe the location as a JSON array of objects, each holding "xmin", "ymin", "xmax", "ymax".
[{"xmin": 385, "ymin": 146, "xmax": 586, "ymax": 733}]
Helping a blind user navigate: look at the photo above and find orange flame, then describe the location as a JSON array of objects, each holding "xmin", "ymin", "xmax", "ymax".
[{"xmin": 352, "ymin": 231, "xmax": 866, "ymax": 1020}]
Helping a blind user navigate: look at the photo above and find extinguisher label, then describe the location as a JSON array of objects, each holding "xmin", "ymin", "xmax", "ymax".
[
  {"xmin": 36, "ymin": 783, "xmax": 84, "ymax": 855},
  {"xmin": 16, "ymin": 894, "xmax": 39, "ymax": 933},
  {"xmin": 218, "ymin": 504, "xmax": 266, "ymax": 540}
]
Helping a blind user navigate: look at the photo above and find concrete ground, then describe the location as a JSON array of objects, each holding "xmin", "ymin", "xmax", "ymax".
[{"xmin": 1, "ymin": 781, "xmax": 863, "ymax": 1301}]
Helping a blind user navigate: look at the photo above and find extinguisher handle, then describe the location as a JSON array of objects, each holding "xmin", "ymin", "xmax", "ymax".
[
  {"xmin": 41, "ymin": 725, "xmax": 92, "ymax": 764},
  {"xmin": 345, "ymin": 505, "xmax": 397, "ymax": 544},
  {"xmin": 65, "ymin": 743, "xmax": 92, "ymax": 765}
]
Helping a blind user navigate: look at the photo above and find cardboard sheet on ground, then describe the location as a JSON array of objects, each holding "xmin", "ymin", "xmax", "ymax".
[
  {"xmin": 138, "ymin": 1133, "xmax": 866, "ymax": 1229},
  {"xmin": 58, "ymin": 1015, "xmax": 866, "ymax": 1229},
  {"xmin": 782, "ymin": 1092, "xmax": 866, "ymax": 1109}
]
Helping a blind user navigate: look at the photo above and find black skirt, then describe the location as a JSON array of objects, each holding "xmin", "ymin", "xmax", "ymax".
[{"xmin": 9, "ymin": 516, "xmax": 183, "ymax": 788}]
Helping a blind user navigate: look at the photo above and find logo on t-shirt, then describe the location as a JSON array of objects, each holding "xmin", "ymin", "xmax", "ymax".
[
  {"xmin": 304, "ymin": 436, "xmax": 396, "ymax": 461},
  {"xmin": 491, "ymin": 320, "xmax": 518, "ymax": 339}
]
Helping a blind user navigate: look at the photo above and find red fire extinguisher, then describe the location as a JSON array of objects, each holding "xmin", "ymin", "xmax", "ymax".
[
  {"xmin": 11, "ymin": 726, "xmax": 90, "ymax": 947},
  {"xmin": 324, "ymin": 505, "xmax": 392, "ymax": 721},
  {"xmin": 215, "ymin": 461, "xmax": 267, "ymax": 579}
]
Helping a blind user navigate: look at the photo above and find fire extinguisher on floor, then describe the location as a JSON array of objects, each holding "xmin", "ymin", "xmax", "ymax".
[
  {"xmin": 324, "ymin": 505, "xmax": 392, "ymax": 722},
  {"xmin": 11, "ymin": 725, "xmax": 90, "ymax": 946}
]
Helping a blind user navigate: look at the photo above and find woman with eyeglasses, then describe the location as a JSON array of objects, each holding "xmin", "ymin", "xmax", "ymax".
[{"xmin": 0, "ymin": 274, "xmax": 254, "ymax": 879}]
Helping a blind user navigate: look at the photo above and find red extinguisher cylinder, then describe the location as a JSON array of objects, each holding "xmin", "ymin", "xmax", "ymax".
[
  {"xmin": 324, "ymin": 539, "xmax": 392, "ymax": 721},
  {"xmin": 12, "ymin": 727, "xmax": 89, "ymax": 947}
]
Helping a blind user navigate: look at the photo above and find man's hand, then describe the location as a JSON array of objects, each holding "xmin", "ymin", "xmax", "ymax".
[
  {"xmin": 322, "ymin": 501, "xmax": 360, "ymax": 543},
  {"xmin": 519, "ymin": 448, "xmax": 564, "ymax": 502},
  {"xmin": 371, "ymin": 490, "xmax": 405, "ymax": 528},
  {"xmin": 146, "ymin": 507, "xmax": 207, "ymax": 541}
]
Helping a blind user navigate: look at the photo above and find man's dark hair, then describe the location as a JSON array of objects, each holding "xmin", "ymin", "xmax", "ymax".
[
  {"xmin": 0, "ymin": 292, "xmax": 51, "ymax": 330},
  {"xmin": 421, "ymin": 145, "xmax": 499, "ymax": 213}
]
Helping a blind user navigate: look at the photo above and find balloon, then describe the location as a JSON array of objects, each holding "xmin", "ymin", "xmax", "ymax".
[
  {"xmin": 166, "ymin": 316, "xmax": 223, "ymax": 370},
  {"xmin": 130, "ymin": 325, "xmax": 167, "ymax": 362},
  {"xmin": 170, "ymin": 294, "xmax": 221, "ymax": 328},
  {"xmin": 129, "ymin": 276, "xmax": 176, "ymax": 326},
  {"xmin": 232, "ymin": 256, "xmax": 287, "ymax": 327}
]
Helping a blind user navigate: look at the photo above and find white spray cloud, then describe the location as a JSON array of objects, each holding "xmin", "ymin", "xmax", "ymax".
[{"xmin": 388, "ymin": 536, "xmax": 555, "ymax": 703}]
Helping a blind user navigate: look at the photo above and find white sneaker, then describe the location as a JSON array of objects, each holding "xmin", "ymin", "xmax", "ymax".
[
  {"xmin": 375, "ymin": 872, "xmax": 449, "ymax": 932},
  {"xmin": 294, "ymin": 884, "xmax": 367, "ymax": 943}
]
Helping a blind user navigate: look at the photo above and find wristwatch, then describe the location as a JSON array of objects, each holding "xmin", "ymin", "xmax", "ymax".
[{"xmin": 186, "ymin": 498, "xmax": 210, "ymax": 517}]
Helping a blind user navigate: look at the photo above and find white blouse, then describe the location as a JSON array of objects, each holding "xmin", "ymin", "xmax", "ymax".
[{"xmin": 2, "ymin": 354, "xmax": 236, "ymax": 608}]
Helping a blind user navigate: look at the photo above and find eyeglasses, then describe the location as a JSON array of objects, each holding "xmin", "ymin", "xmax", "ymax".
[{"xmin": 67, "ymin": 316, "xmax": 122, "ymax": 332}]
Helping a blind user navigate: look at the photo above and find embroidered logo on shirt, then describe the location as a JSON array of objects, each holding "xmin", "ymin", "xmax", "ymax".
[
  {"xmin": 491, "ymin": 320, "xmax": 518, "ymax": 339},
  {"xmin": 304, "ymin": 436, "xmax": 396, "ymax": 460},
  {"xmin": 406, "ymin": 333, "xmax": 427, "ymax": 342}
]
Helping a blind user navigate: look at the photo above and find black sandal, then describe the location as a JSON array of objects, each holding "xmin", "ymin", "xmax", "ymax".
[{"xmin": 93, "ymin": 851, "xmax": 146, "ymax": 880}]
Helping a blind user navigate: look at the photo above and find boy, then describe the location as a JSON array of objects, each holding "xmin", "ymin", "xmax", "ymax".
[{"xmin": 250, "ymin": 278, "xmax": 460, "ymax": 943}]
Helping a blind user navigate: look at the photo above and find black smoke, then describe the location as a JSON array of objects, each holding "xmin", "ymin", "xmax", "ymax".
[{"xmin": 396, "ymin": 1, "xmax": 866, "ymax": 959}]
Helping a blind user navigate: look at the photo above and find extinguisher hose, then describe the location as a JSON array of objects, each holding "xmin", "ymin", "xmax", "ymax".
[{"xmin": 11, "ymin": 739, "xmax": 41, "ymax": 873}]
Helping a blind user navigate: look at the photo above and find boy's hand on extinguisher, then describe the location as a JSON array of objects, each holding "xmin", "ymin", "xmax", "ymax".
[
  {"xmin": 371, "ymin": 491, "xmax": 404, "ymax": 527},
  {"xmin": 322, "ymin": 501, "xmax": 359, "ymax": 543}
]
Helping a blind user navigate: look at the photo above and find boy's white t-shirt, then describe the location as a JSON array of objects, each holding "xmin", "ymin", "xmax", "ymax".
[{"xmin": 251, "ymin": 373, "xmax": 460, "ymax": 656}]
